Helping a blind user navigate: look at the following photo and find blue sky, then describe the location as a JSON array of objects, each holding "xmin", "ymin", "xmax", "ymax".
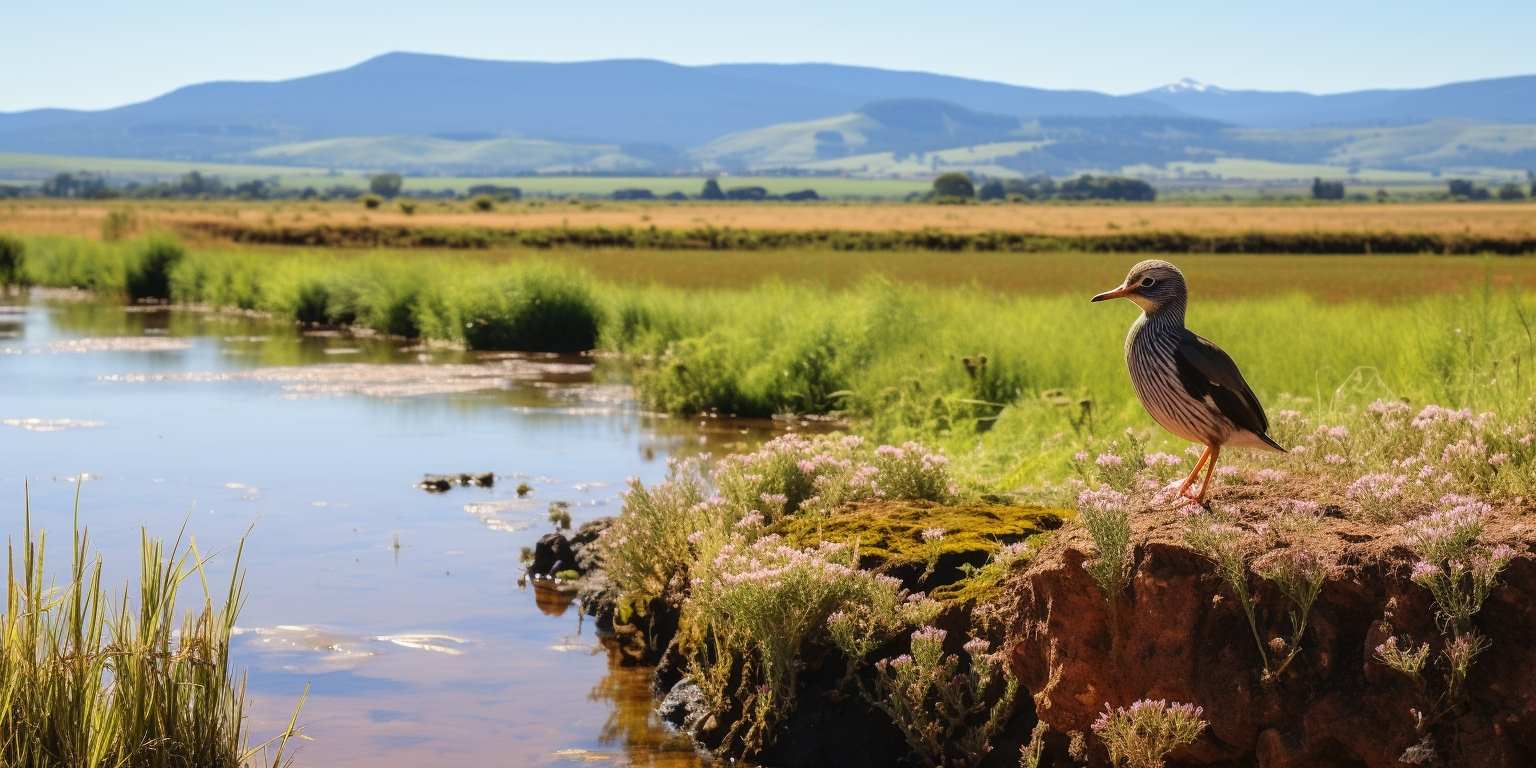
[{"xmin": 3, "ymin": 1, "xmax": 1531, "ymax": 111}]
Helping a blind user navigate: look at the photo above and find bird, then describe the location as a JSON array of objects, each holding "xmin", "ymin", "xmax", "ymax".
[{"xmin": 1091, "ymin": 260, "xmax": 1283, "ymax": 503}]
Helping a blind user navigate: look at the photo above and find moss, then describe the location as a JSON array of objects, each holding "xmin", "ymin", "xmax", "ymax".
[{"xmin": 774, "ymin": 500, "xmax": 1067, "ymax": 603}]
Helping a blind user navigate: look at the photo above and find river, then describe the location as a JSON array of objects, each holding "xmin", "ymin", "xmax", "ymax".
[{"xmin": 0, "ymin": 291, "xmax": 741, "ymax": 766}]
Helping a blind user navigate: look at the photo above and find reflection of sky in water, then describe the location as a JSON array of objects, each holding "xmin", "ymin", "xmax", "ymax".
[{"xmin": 0, "ymin": 295, "xmax": 728, "ymax": 767}]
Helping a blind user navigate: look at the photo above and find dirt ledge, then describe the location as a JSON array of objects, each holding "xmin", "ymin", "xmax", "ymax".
[{"xmin": 1001, "ymin": 503, "xmax": 1536, "ymax": 767}]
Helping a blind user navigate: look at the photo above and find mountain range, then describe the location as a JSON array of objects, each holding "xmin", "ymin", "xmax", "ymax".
[{"xmin": 2, "ymin": 52, "xmax": 1535, "ymax": 181}]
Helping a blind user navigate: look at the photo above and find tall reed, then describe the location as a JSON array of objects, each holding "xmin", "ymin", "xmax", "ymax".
[{"xmin": 0, "ymin": 486, "xmax": 303, "ymax": 767}]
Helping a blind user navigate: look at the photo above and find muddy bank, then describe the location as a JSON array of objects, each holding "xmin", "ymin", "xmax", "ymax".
[{"xmin": 1004, "ymin": 507, "xmax": 1536, "ymax": 767}]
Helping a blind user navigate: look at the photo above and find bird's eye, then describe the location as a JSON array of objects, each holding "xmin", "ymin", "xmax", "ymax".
[{"xmin": 1139, "ymin": 277, "xmax": 1156, "ymax": 288}]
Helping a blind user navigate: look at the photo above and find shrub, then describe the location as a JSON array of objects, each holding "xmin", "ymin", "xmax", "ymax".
[
  {"xmin": 398, "ymin": 201, "xmax": 417, "ymax": 215},
  {"xmin": 1076, "ymin": 488, "xmax": 1132, "ymax": 608},
  {"xmin": 101, "ymin": 208, "xmax": 136, "ymax": 241},
  {"xmin": 869, "ymin": 627, "xmax": 1019, "ymax": 768},
  {"xmin": 471, "ymin": 195, "xmax": 495, "ymax": 212},
  {"xmin": 1091, "ymin": 699, "xmax": 1207, "ymax": 768},
  {"xmin": 685, "ymin": 536, "xmax": 910, "ymax": 755},
  {"xmin": 459, "ymin": 265, "xmax": 603, "ymax": 352},
  {"xmin": 361, "ymin": 194, "xmax": 383, "ymax": 209},
  {"xmin": 0, "ymin": 234, "xmax": 25, "ymax": 287},
  {"xmin": 124, "ymin": 236, "xmax": 185, "ymax": 301}
]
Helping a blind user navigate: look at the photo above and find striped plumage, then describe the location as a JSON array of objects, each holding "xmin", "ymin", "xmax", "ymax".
[{"xmin": 1093, "ymin": 260, "xmax": 1283, "ymax": 502}]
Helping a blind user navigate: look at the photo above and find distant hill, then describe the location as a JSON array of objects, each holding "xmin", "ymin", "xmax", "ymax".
[
  {"xmin": 1, "ymin": 53, "xmax": 1533, "ymax": 181},
  {"xmin": 0, "ymin": 52, "xmax": 1173, "ymax": 161},
  {"xmin": 1135, "ymin": 75, "xmax": 1536, "ymax": 127}
]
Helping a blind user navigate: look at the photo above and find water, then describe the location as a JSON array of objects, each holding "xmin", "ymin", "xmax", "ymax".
[{"xmin": 0, "ymin": 293, "xmax": 749, "ymax": 766}]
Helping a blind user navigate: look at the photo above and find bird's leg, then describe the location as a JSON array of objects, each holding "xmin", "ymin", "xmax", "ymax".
[
  {"xmin": 1176, "ymin": 445, "xmax": 1211, "ymax": 499},
  {"xmin": 1193, "ymin": 445, "xmax": 1222, "ymax": 503}
]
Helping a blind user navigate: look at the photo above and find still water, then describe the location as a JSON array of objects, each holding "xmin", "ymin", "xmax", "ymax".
[{"xmin": 0, "ymin": 292, "xmax": 739, "ymax": 766}]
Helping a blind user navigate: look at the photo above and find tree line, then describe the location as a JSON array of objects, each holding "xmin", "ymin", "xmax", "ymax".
[{"xmin": 932, "ymin": 172, "xmax": 1157, "ymax": 202}]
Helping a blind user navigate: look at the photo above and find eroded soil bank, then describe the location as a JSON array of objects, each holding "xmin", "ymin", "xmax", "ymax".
[{"xmin": 1004, "ymin": 506, "xmax": 1535, "ymax": 767}]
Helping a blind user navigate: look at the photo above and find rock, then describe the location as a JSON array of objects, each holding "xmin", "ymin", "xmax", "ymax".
[
  {"xmin": 530, "ymin": 532, "xmax": 576, "ymax": 577},
  {"xmin": 569, "ymin": 517, "xmax": 613, "ymax": 573},
  {"xmin": 417, "ymin": 472, "xmax": 495, "ymax": 493},
  {"xmin": 659, "ymin": 676, "xmax": 711, "ymax": 735}
]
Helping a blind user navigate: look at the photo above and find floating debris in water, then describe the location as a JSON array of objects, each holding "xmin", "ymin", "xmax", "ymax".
[
  {"xmin": 376, "ymin": 633, "xmax": 468, "ymax": 656},
  {"xmin": 549, "ymin": 748, "xmax": 614, "ymax": 763},
  {"xmin": 233, "ymin": 625, "xmax": 470, "ymax": 665},
  {"xmin": 463, "ymin": 499, "xmax": 537, "ymax": 533},
  {"xmin": 418, "ymin": 472, "xmax": 495, "ymax": 493},
  {"xmin": 3, "ymin": 337, "xmax": 193, "ymax": 355},
  {"xmin": 323, "ymin": 347, "xmax": 363, "ymax": 355},
  {"xmin": 99, "ymin": 359, "xmax": 600, "ymax": 398},
  {"xmin": 2, "ymin": 417, "xmax": 106, "ymax": 432}
]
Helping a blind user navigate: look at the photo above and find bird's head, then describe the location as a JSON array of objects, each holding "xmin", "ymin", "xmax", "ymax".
[{"xmin": 1091, "ymin": 259, "xmax": 1187, "ymax": 314}]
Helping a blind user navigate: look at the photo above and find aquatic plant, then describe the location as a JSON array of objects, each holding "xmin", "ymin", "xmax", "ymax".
[
  {"xmin": 0, "ymin": 492, "xmax": 303, "ymax": 767},
  {"xmin": 1090, "ymin": 699, "xmax": 1207, "ymax": 768},
  {"xmin": 868, "ymin": 627, "xmax": 1019, "ymax": 768}
]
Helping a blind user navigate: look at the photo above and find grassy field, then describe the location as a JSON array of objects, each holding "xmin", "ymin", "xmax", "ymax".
[
  {"xmin": 6, "ymin": 199, "xmax": 1536, "ymax": 246},
  {"xmin": 0, "ymin": 153, "xmax": 927, "ymax": 198},
  {"xmin": 6, "ymin": 233, "xmax": 1533, "ymax": 490}
]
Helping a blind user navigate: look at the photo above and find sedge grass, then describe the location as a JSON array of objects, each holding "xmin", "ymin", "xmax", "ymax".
[{"xmin": 0, "ymin": 486, "xmax": 303, "ymax": 767}]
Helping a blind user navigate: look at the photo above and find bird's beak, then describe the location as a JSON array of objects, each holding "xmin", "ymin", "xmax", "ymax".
[{"xmin": 1091, "ymin": 284, "xmax": 1134, "ymax": 303}]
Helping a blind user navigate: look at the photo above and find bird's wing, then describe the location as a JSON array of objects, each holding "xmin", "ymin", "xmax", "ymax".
[{"xmin": 1174, "ymin": 329, "xmax": 1271, "ymax": 437}]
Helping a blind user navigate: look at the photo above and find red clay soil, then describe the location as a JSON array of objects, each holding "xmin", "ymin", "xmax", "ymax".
[{"xmin": 1001, "ymin": 502, "xmax": 1536, "ymax": 767}]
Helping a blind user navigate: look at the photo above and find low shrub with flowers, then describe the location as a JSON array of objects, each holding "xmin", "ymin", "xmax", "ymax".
[
  {"xmin": 598, "ymin": 433, "xmax": 957, "ymax": 617},
  {"xmin": 596, "ymin": 433, "xmax": 960, "ymax": 757},
  {"xmin": 1091, "ymin": 699, "xmax": 1207, "ymax": 768},
  {"xmin": 865, "ymin": 626, "xmax": 1018, "ymax": 768},
  {"xmin": 682, "ymin": 536, "xmax": 926, "ymax": 756},
  {"xmin": 1376, "ymin": 496, "xmax": 1516, "ymax": 742}
]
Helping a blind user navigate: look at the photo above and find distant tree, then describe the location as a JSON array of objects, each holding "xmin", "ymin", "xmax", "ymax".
[
  {"xmin": 1004, "ymin": 175, "xmax": 1056, "ymax": 201},
  {"xmin": 724, "ymin": 186, "xmax": 768, "ymax": 201},
  {"xmin": 1447, "ymin": 179, "xmax": 1490, "ymax": 200},
  {"xmin": 1375, "ymin": 188, "xmax": 1389, "ymax": 203},
  {"xmin": 369, "ymin": 173, "xmax": 404, "ymax": 198},
  {"xmin": 466, "ymin": 184, "xmax": 521, "ymax": 201},
  {"xmin": 1058, "ymin": 174, "xmax": 1155, "ymax": 202},
  {"xmin": 700, "ymin": 178, "xmax": 725, "ymax": 200},
  {"xmin": 1311, "ymin": 177, "xmax": 1346, "ymax": 201},
  {"xmin": 1528, "ymin": 170, "xmax": 1535, "ymax": 199},
  {"xmin": 41, "ymin": 172, "xmax": 112, "ymax": 199},
  {"xmin": 1498, "ymin": 182, "xmax": 1526, "ymax": 201},
  {"xmin": 977, "ymin": 180, "xmax": 1006, "ymax": 201},
  {"xmin": 931, "ymin": 172, "xmax": 975, "ymax": 200},
  {"xmin": 782, "ymin": 189, "xmax": 820, "ymax": 201},
  {"xmin": 611, "ymin": 188, "xmax": 656, "ymax": 201},
  {"xmin": 663, "ymin": 191, "xmax": 689, "ymax": 201}
]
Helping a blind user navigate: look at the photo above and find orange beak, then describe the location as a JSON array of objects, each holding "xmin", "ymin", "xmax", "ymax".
[{"xmin": 1091, "ymin": 284, "xmax": 1134, "ymax": 303}]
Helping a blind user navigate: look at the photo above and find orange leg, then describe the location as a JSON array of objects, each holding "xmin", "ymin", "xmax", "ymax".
[
  {"xmin": 1176, "ymin": 445, "xmax": 1211, "ymax": 499},
  {"xmin": 1192, "ymin": 445, "xmax": 1222, "ymax": 502}
]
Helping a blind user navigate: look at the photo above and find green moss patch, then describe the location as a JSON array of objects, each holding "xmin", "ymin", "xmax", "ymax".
[{"xmin": 775, "ymin": 500, "xmax": 1067, "ymax": 602}]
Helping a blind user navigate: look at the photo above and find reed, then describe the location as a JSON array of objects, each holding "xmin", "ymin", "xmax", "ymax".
[{"xmin": 0, "ymin": 486, "xmax": 303, "ymax": 767}]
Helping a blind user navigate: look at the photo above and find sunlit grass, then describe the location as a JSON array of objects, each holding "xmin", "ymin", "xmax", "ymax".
[{"xmin": 1, "ymin": 486, "xmax": 304, "ymax": 767}]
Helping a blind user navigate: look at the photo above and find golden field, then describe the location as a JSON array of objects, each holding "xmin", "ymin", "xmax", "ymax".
[{"xmin": 4, "ymin": 198, "xmax": 1536, "ymax": 240}]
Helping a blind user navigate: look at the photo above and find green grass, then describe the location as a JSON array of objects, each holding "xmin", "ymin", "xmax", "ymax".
[
  {"xmin": 1, "ymin": 490, "xmax": 303, "ymax": 767},
  {"xmin": 13, "ymin": 234, "xmax": 1535, "ymax": 488}
]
